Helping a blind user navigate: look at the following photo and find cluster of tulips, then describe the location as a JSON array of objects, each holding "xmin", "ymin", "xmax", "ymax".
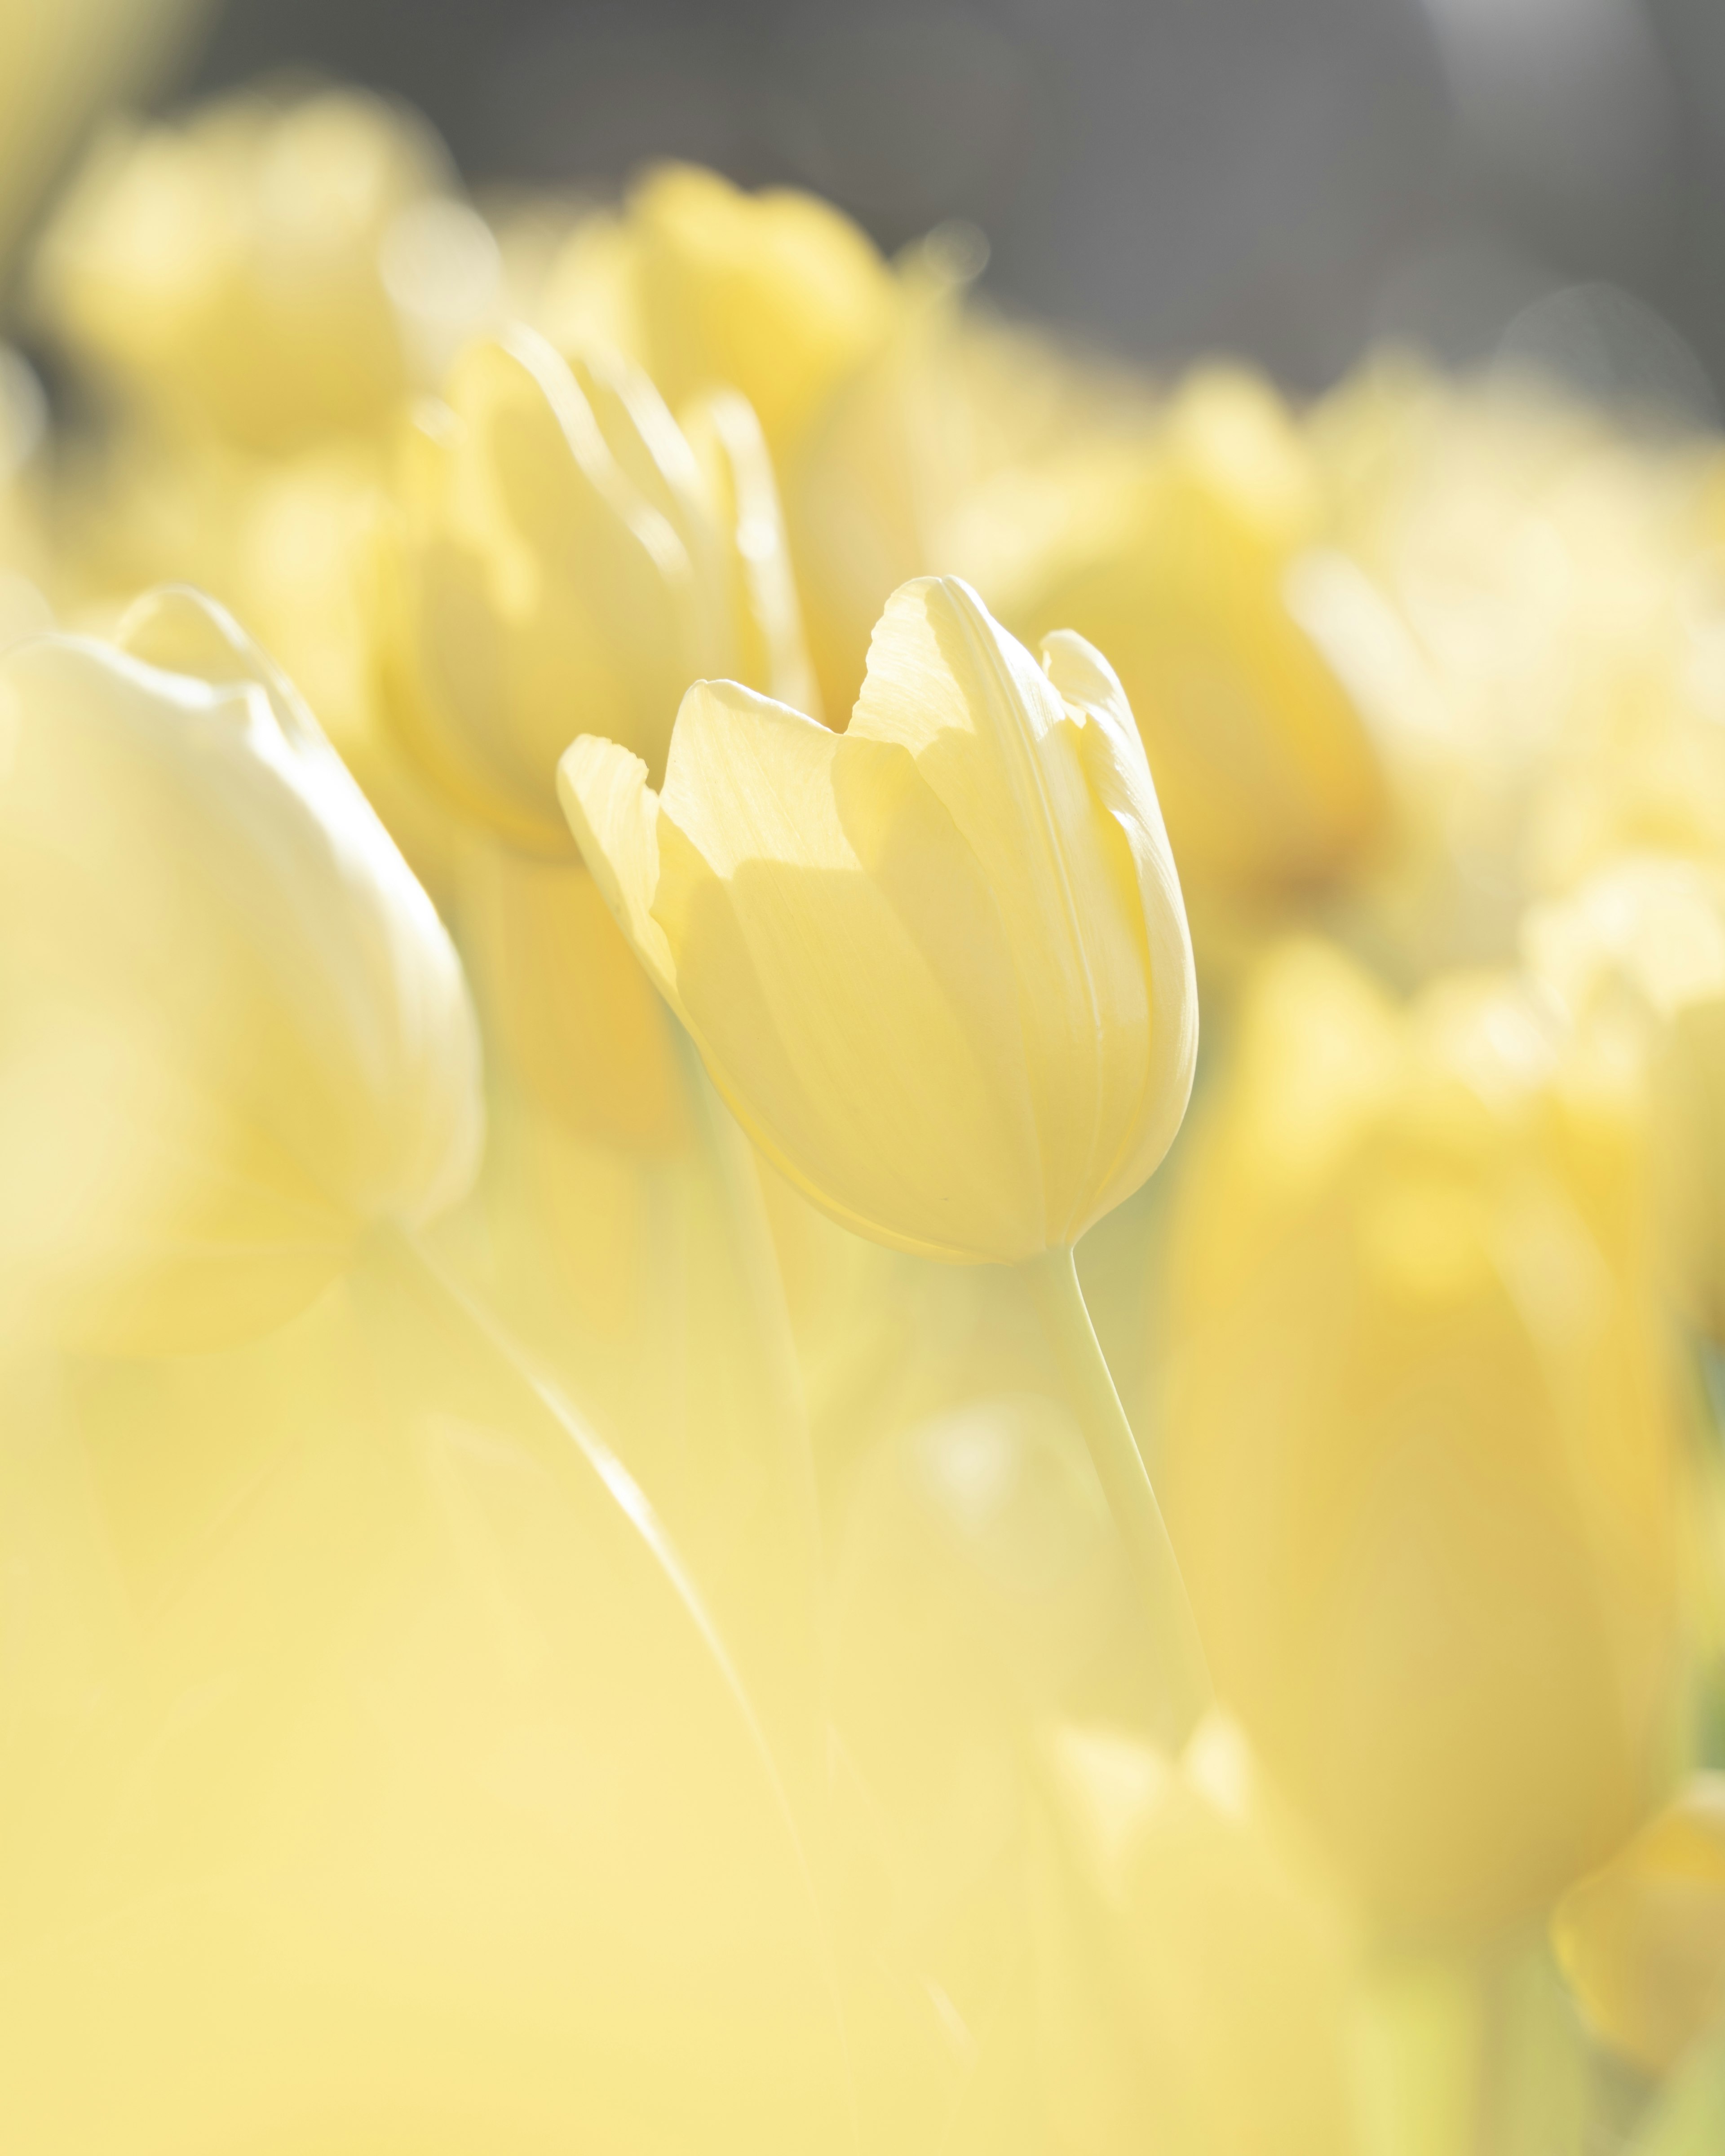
[{"xmin": 8, "ymin": 41, "xmax": 1725, "ymax": 2156}]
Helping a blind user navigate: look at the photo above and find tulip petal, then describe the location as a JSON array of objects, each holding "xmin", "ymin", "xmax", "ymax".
[
  {"xmin": 557, "ymin": 734, "xmax": 682, "ymax": 1012},
  {"xmin": 850, "ymin": 577, "xmax": 1162, "ymax": 1242},
  {"xmin": 1043, "ymin": 629, "xmax": 1199, "ymax": 1229},
  {"xmin": 650, "ymin": 677, "xmax": 1043, "ymax": 1260}
]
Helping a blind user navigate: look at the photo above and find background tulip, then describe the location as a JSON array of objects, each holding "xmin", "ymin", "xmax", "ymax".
[
  {"xmin": 0, "ymin": 0, "xmax": 207, "ymax": 273},
  {"xmin": 533, "ymin": 162, "xmax": 898, "ymax": 466},
  {"xmin": 380, "ymin": 324, "xmax": 815, "ymax": 857},
  {"xmin": 33, "ymin": 82, "xmax": 499, "ymax": 454},
  {"xmin": 1011, "ymin": 367, "xmax": 1389, "ymax": 919},
  {"xmin": 1526, "ymin": 856, "xmax": 1725, "ymax": 1341},
  {"xmin": 1158, "ymin": 939, "xmax": 1682, "ymax": 1938},
  {"xmin": 1553, "ymin": 1778, "xmax": 1725, "ymax": 2077},
  {"xmin": 0, "ymin": 587, "xmax": 482, "ymax": 1354},
  {"xmin": 1025, "ymin": 1717, "xmax": 1359, "ymax": 2156}
]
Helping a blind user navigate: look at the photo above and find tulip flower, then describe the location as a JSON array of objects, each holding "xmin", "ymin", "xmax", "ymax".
[
  {"xmin": 0, "ymin": 587, "xmax": 482, "ymax": 1355},
  {"xmin": 379, "ymin": 324, "xmax": 816, "ymax": 857},
  {"xmin": 1525, "ymin": 855, "xmax": 1725, "ymax": 1340},
  {"xmin": 1011, "ymin": 367, "xmax": 1388, "ymax": 913},
  {"xmin": 33, "ymin": 84, "xmax": 499, "ymax": 453},
  {"xmin": 1552, "ymin": 1777, "xmax": 1725, "ymax": 2076},
  {"xmin": 535, "ymin": 162, "xmax": 897, "ymax": 463},
  {"xmin": 0, "ymin": 0, "xmax": 206, "ymax": 271},
  {"xmin": 1159, "ymin": 939, "xmax": 1681, "ymax": 1936},
  {"xmin": 563, "ymin": 573, "xmax": 1211, "ymax": 1736},
  {"xmin": 560, "ymin": 572, "xmax": 1194, "ymax": 1262},
  {"xmin": 1031, "ymin": 1716, "xmax": 1358, "ymax": 2155}
]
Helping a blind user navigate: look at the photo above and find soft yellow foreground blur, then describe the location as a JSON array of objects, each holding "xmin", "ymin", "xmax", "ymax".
[{"xmin": 562, "ymin": 574, "xmax": 1197, "ymax": 1261}]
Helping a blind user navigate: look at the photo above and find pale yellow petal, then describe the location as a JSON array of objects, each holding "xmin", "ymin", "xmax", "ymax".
[
  {"xmin": 653, "ymin": 676, "xmax": 1042, "ymax": 1259},
  {"xmin": 556, "ymin": 733, "xmax": 681, "ymax": 1010},
  {"xmin": 850, "ymin": 576, "xmax": 1150, "ymax": 1241},
  {"xmin": 1042, "ymin": 628, "xmax": 1198, "ymax": 1230}
]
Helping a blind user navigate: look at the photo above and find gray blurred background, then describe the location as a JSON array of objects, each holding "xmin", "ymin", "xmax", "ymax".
[{"xmin": 167, "ymin": 0, "xmax": 1725, "ymax": 409}]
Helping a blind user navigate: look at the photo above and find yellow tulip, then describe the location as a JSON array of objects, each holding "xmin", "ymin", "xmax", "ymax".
[
  {"xmin": 0, "ymin": 0, "xmax": 207, "ymax": 270},
  {"xmin": 787, "ymin": 231, "xmax": 1154, "ymax": 720},
  {"xmin": 1159, "ymin": 939, "xmax": 1681, "ymax": 1938},
  {"xmin": 1552, "ymin": 1777, "xmax": 1725, "ymax": 2075},
  {"xmin": 1011, "ymin": 367, "xmax": 1388, "ymax": 912},
  {"xmin": 33, "ymin": 84, "xmax": 499, "ymax": 453},
  {"xmin": 1031, "ymin": 1715, "xmax": 1359, "ymax": 2154},
  {"xmin": 49, "ymin": 428, "xmax": 461, "ymax": 905},
  {"xmin": 1526, "ymin": 855, "xmax": 1725, "ymax": 1340},
  {"xmin": 559, "ymin": 573, "xmax": 1198, "ymax": 1265},
  {"xmin": 537, "ymin": 162, "xmax": 898, "ymax": 462},
  {"xmin": 0, "ymin": 587, "xmax": 482, "ymax": 1355},
  {"xmin": 379, "ymin": 325, "xmax": 816, "ymax": 857}
]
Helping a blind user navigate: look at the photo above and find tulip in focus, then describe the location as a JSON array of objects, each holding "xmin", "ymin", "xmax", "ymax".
[
  {"xmin": 34, "ymin": 84, "xmax": 499, "ymax": 453},
  {"xmin": 0, "ymin": 586, "xmax": 482, "ymax": 1354},
  {"xmin": 560, "ymin": 573, "xmax": 1197, "ymax": 1264},
  {"xmin": 1553, "ymin": 1777, "xmax": 1725, "ymax": 2076},
  {"xmin": 1159, "ymin": 939, "xmax": 1681, "ymax": 1937}
]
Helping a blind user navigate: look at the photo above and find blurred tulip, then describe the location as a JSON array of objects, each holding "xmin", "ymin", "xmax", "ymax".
[
  {"xmin": 538, "ymin": 162, "xmax": 898, "ymax": 463},
  {"xmin": 1159, "ymin": 939, "xmax": 1681, "ymax": 1938},
  {"xmin": 787, "ymin": 230, "xmax": 1153, "ymax": 719},
  {"xmin": 49, "ymin": 428, "xmax": 460, "ymax": 903},
  {"xmin": 1013, "ymin": 367, "xmax": 1389, "ymax": 915},
  {"xmin": 1553, "ymin": 1777, "xmax": 1725, "ymax": 2076},
  {"xmin": 34, "ymin": 84, "xmax": 499, "ymax": 453},
  {"xmin": 1304, "ymin": 356, "xmax": 1721, "ymax": 979},
  {"xmin": 0, "ymin": 586, "xmax": 482, "ymax": 1354},
  {"xmin": 380, "ymin": 325, "xmax": 815, "ymax": 857},
  {"xmin": 1526, "ymin": 855, "xmax": 1725, "ymax": 1341},
  {"xmin": 0, "ymin": 0, "xmax": 207, "ymax": 270},
  {"xmin": 1029, "ymin": 1715, "xmax": 1359, "ymax": 2154},
  {"xmin": 560, "ymin": 574, "xmax": 1197, "ymax": 1263}
]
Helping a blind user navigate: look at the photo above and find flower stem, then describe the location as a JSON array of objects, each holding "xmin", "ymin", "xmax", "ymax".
[{"xmin": 1022, "ymin": 1243, "xmax": 1213, "ymax": 1746}]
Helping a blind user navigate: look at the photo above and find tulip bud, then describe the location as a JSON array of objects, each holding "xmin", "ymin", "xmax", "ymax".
[
  {"xmin": 560, "ymin": 574, "xmax": 1197, "ymax": 1263},
  {"xmin": 1033, "ymin": 1715, "xmax": 1358, "ymax": 2154},
  {"xmin": 0, "ymin": 588, "xmax": 482, "ymax": 1355},
  {"xmin": 1158, "ymin": 940, "xmax": 1681, "ymax": 1938},
  {"xmin": 1011, "ymin": 367, "xmax": 1388, "ymax": 910},
  {"xmin": 1525, "ymin": 855, "xmax": 1725, "ymax": 1341},
  {"xmin": 33, "ymin": 85, "xmax": 499, "ymax": 453},
  {"xmin": 379, "ymin": 326, "xmax": 815, "ymax": 856},
  {"xmin": 1552, "ymin": 1778, "xmax": 1725, "ymax": 2076}
]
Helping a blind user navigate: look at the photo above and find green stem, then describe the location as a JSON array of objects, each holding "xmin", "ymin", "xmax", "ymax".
[{"xmin": 1022, "ymin": 1244, "xmax": 1213, "ymax": 1747}]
